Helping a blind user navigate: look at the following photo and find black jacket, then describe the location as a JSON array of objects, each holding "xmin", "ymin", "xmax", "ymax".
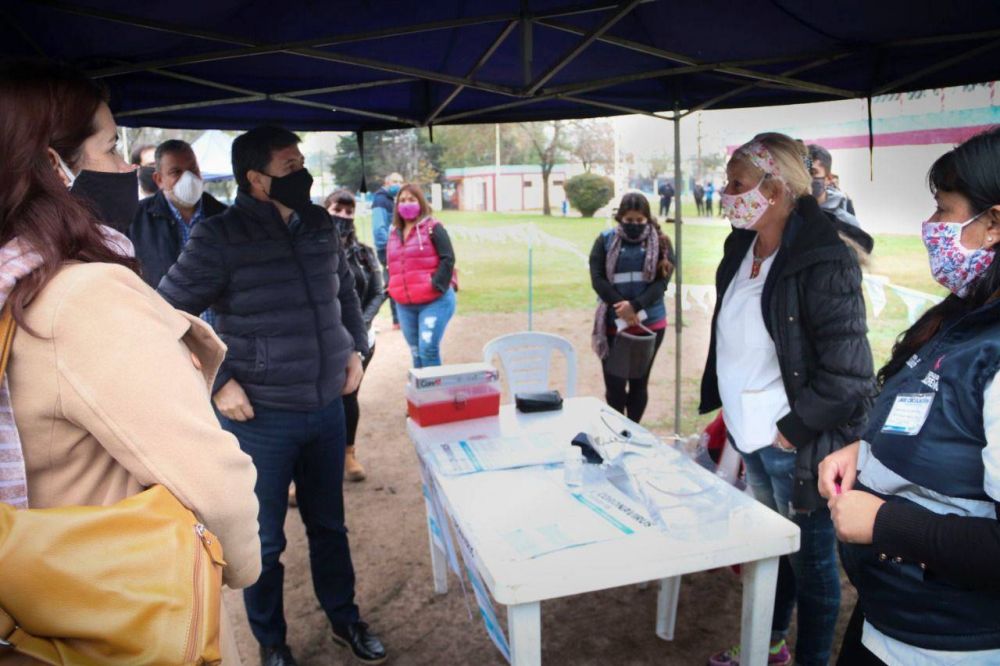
[
  {"xmin": 344, "ymin": 240, "xmax": 386, "ymax": 329},
  {"xmin": 699, "ymin": 196, "xmax": 875, "ymax": 511},
  {"xmin": 128, "ymin": 190, "xmax": 227, "ymax": 290},
  {"xmin": 158, "ymin": 192, "xmax": 368, "ymax": 411},
  {"xmin": 589, "ymin": 233, "xmax": 673, "ymax": 314}
]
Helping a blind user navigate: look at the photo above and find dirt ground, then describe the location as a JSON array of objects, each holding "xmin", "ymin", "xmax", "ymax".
[{"xmin": 225, "ymin": 308, "xmax": 857, "ymax": 665}]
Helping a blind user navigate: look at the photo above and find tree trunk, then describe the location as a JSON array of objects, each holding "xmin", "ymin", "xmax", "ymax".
[{"xmin": 541, "ymin": 165, "xmax": 552, "ymax": 216}]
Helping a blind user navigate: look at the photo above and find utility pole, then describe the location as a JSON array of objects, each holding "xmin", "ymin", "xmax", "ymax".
[
  {"xmin": 696, "ymin": 112, "xmax": 703, "ymax": 182},
  {"xmin": 495, "ymin": 123, "xmax": 501, "ymax": 212}
]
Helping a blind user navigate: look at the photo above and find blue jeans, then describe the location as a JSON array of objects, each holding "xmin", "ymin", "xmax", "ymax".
[
  {"xmin": 220, "ymin": 398, "xmax": 359, "ymax": 647},
  {"xmin": 396, "ymin": 287, "xmax": 456, "ymax": 368},
  {"xmin": 740, "ymin": 444, "xmax": 841, "ymax": 666}
]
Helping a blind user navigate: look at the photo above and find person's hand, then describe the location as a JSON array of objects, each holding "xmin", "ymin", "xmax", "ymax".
[
  {"xmin": 774, "ymin": 431, "xmax": 796, "ymax": 452},
  {"xmin": 213, "ymin": 378, "xmax": 255, "ymax": 422},
  {"xmin": 829, "ymin": 490, "xmax": 885, "ymax": 544},
  {"xmin": 613, "ymin": 301, "xmax": 637, "ymax": 323},
  {"xmin": 819, "ymin": 441, "xmax": 860, "ymax": 499},
  {"xmin": 343, "ymin": 352, "xmax": 364, "ymax": 395}
]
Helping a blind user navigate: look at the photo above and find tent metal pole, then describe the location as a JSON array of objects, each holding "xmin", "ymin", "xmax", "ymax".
[
  {"xmin": 116, "ymin": 95, "xmax": 266, "ymax": 118},
  {"xmin": 288, "ymin": 48, "xmax": 518, "ymax": 97},
  {"xmin": 524, "ymin": 0, "xmax": 642, "ymax": 95},
  {"xmin": 537, "ymin": 20, "xmax": 858, "ymax": 98},
  {"xmin": 116, "ymin": 91, "xmax": 420, "ymax": 125},
  {"xmin": 680, "ymin": 53, "xmax": 853, "ymax": 117},
  {"xmin": 425, "ymin": 20, "xmax": 519, "ymax": 125},
  {"xmin": 559, "ymin": 95, "xmax": 673, "ymax": 120},
  {"xmin": 436, "ymin": 53, "xmax": 846, "ymax": 124},
  {"xmin": 874, "ymin": 37, "xmax": 1000, "ymax": 95},
  {"xmin": 280, "ymin": 78, "xmax": 416, "ymax": 98},
  {"xmin": 74, "ymin": 0, "xmax": 631, "ymax": 79},
  {"xmin": 528, "ymin": 245, "xmax": 534, "ymax": 332},
  {"xmin": 672, "ymin": 102, "xmax": 683, "ymax": 437},
  {"xmin": 521, "ymin": 0, "xmax": 533, "ymax": 86}
]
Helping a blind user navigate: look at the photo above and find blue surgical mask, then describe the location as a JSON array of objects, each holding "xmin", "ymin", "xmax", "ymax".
[{"xmin": 388, "ymin": 184, "xmax": 401, "ymax": 197}]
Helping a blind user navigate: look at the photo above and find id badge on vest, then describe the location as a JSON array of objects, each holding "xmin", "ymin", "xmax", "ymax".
[{"xmin": 881, "ymin": 393, "xmax": 935, "ymax": 436}]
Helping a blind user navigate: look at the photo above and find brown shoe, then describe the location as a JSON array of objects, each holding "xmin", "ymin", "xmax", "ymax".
[{"xmin": 345, "ymin": 446, "xmax": 367, "ymax": 482}]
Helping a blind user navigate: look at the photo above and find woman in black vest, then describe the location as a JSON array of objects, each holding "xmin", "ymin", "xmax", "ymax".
[
  {"xmin": 326, "ymin": 189, "xmax": 386, "ymax": 482},
  {"xmin": 701, "ymin": 133, "xmax": 874, "ymax": 666},
  {"xmin": 821, "ymin": 127, "xmax": 1000, "ymax": 665},
  {"xmin": 589, "ymin": 192, "xmax": 674, "ymax": 423}
]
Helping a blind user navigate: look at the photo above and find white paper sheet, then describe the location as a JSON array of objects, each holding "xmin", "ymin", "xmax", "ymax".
[{"xmin": 426, "ymin": 433, "xmax": 564, "ymax": 475}]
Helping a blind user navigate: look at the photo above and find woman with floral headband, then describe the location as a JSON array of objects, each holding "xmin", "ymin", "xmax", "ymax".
[{"xmin": 699, "ymin": 132, "xmax": 874, "ymax": 666}]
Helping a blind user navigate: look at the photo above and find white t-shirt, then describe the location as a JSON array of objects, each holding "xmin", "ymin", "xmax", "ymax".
[{"xmin": 715, "ymin": 242, "xmax": 790, "ymax": 453}]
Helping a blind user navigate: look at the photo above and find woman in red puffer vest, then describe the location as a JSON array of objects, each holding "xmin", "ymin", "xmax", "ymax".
[{"xmin": 386, "ymin": 184, "xmax": 457, "ymax": 367}]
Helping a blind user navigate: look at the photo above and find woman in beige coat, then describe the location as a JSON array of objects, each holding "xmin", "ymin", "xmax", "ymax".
[{"xmin": 0, "ymin": 61, "xmax": 261, "ymax": 664}]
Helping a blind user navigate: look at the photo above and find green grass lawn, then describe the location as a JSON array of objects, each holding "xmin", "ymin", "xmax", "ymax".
[{"xmin": 356, "ymin": 209, "xmax": 945, "ymax": 369}]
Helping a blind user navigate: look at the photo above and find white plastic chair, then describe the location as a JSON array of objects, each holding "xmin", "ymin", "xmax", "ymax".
[{"xmin": 483, "ymin": 332, "xmax": 578, "ymax": 403}]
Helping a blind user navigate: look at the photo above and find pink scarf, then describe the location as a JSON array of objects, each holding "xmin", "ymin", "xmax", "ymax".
[{"xmin": 0, "ymin": 226, "xmax": 133, "ymax": 509}]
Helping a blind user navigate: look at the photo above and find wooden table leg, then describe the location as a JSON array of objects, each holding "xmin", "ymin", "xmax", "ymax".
[
  {"xmin": 507, "ymin": 602, "xmax": 541, "ymax": 666},
  {"xmin": 740, "ymin": 557, "xmax": 780, "ymax": 666}
]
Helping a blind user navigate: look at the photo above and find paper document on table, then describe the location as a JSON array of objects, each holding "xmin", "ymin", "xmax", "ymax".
[
  {"xmin": 426, "ymin": 433, "xmax": 563, "ymax": 475},
  {"xmin": 457, "ymin": 469, "xmax": 654, "ymax": 560}
]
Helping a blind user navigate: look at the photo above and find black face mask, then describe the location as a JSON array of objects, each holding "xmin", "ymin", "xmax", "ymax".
[
  {"xmin": 265, "ymin": 168, "xmax": 314, "ymax": 211},
  {"xmin": 811, "ymin": 177, "xmax": 826, "ymax": 199},
  {"xmin": 621, "ymin": 222, "xmax": 646, "ymax": 240},
  {"xmin": 137, "ymin": 165, "xmax": 158, "ymax": 194},
  {"xmin": 70, "ymin": 169, "xmax": 139, "ymax": 233},
  {"xmin": 331, "ymin": 214, "xmax": 356, "ymax": 240}
]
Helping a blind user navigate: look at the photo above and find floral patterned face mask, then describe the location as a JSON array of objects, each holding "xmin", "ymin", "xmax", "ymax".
[
  {"xmin": 922, "ymin": 212, "xmax": 995, "ymax": 297},
  {"xmin": 720, "ymin": 176, "xmax": 769, "ymax": 229}
]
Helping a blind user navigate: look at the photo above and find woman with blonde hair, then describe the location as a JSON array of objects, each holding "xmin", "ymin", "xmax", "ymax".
[{"xmin": 700, "ymin": 133, "xmax": 874, "ymax": 665}]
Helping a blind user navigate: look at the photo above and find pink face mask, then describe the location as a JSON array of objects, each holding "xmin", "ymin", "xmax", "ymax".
[
  {"xmin": 398, "ymin": 201, "xmax": 421, "ymax": 221},
  {"xmin": 720, "ymin": 177, "xmax": 769, "ymax": 229}
]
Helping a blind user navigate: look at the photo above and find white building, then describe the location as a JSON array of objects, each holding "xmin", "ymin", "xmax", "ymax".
[{"xmin": 444, "ymin": 163, "xmax": 586, "ymax": 212}]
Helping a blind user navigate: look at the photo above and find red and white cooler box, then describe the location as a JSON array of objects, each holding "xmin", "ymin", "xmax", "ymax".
[{"xmin": 406, "ymin": 362, "xmax": 501, "ymax": 427}]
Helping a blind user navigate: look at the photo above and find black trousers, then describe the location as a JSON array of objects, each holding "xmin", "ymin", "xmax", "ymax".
[
  {"xmin": 601, "ymin": 329, "xmax": 666, "ymax": 423},
  {"xmin": 376, "ymin": 247, "xmax": 398, "ymax": 324},
  {"xmin": 836, "ymin": 606, "xmax": 887, "ymax": 666},
  {"xmin": 342, "ymin": 344, "xmax": 374, "ymax": 447},
  {"xmin": 659, "ymin": 197, "xmax": 671, "ymax": 217}
]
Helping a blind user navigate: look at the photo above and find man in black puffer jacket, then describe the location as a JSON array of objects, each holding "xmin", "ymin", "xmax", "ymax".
[{"xmin": 158, "ymin": 126, "xmax": 386, "ymax": 666}]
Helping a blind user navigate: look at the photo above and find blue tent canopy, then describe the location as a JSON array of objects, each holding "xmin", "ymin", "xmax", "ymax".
[
  {"xmin": 5, "ymin": 0, "xmax": 1000, "ymax": 131},
  {"xmin": 7, "ymin": 0, "xmax": 999, "ymax": 433}
]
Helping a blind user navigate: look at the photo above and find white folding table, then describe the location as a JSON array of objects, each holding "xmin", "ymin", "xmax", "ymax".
[{"xmin": 407, "ymin": 397, "xmax": 800, "ymax": 666}]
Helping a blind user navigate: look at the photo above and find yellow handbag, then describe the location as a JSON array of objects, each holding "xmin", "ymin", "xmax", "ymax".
[{"xmin": 0, "ymin": 307, "xmax": 227, "ymax": 665}]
